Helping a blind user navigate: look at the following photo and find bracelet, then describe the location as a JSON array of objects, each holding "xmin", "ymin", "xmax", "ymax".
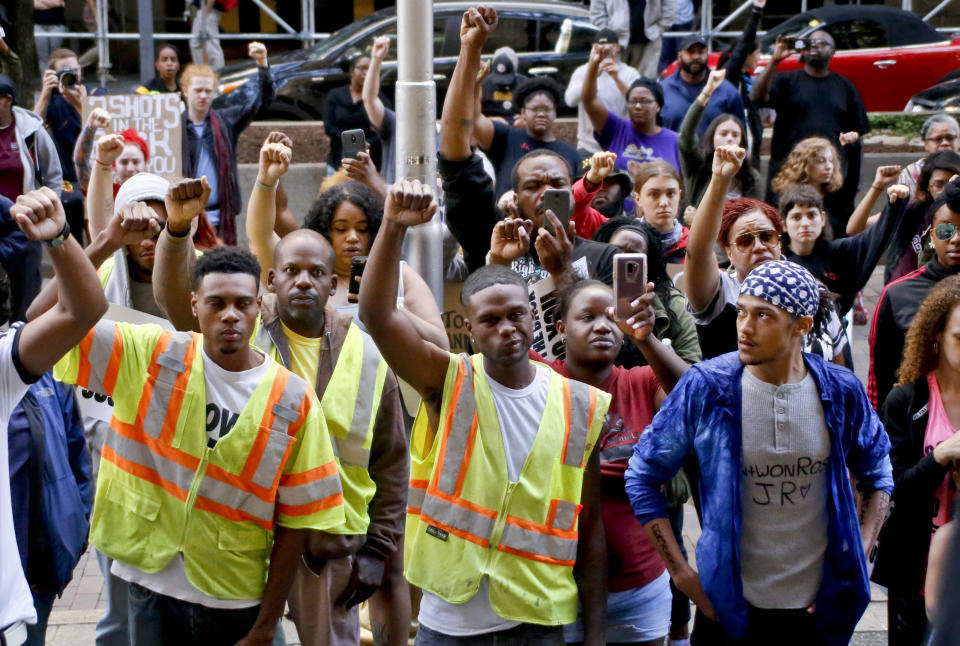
[
  {"xmin": 256, "ymin": 179, "xmax": 278, "ymax": 192},
  {"xmin": 166, "ymin": 222, "xmax": 190, "ymax": 238},
  {"xmin": 94, "ymin": 158, "xmax": 111, "ymax": 167}
]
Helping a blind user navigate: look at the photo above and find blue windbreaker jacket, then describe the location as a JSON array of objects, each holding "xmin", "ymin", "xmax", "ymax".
[{"xmin": 625, "ymin": 352, "xmax": 893, "ymax": 645}]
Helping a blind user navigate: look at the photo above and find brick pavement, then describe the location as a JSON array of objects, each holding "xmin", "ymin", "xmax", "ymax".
[{"xmin": 41, "ymin": 268, "xmax": 891, "ymax": 645}]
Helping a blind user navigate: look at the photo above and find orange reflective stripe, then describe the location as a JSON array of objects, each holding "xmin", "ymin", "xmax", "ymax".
[
  {"xmin": 76, "ymin": 328, "xmax": 96, "ymax": 388},
  {"xmin": 244, "ymin": 370, "xmax": 310, "ymax": 491},
  {"xmin": 431, "ymin": 357, "xmax": 467, "ymax": 492},
  {"xmin": 420, "ymin": 488, "xmax": 497, "ymax": 547},
  {"xmin": 195, "ymin": 477, "xmax": 275, "ymax": 526},
  {"xmin": 497, "ymin": 544, "xmax": 575, "ymax": 567},
  {"xmin": 112, "ymin": 419, "xmax": 200, "ymax": 472},
  {"xmin": 407, "ymin": 479, "xmax": 428, "ymax": 515},
  {"xmin": 103, "ymin": 329, "xmax": 124, "ymax": 393},
  {"xmin": 101, "ymin": 445, "xmax": 188, "ymax": 502},
  {"xmin": 277, "ymin": 491, "xmax": 345, "ymax": 517},
  {"xmin": 77, "ymin": 321, "xmax": 119, "ymax": 394},
  {"xmin": 279, "ymin": 461, "xmax": 338, "ymax": 487},
  {"xmin": 158, "ymin": 336, "xmax": 197, "ymax": 445},
  {"xmin": 498, "ymin": 515, "xmax": 578, "ymax": 566},
  {"xmin": 545, "ymin": 499, "xmax": 581, "ymax": 532},
  {"xmin": 194, "ymin": 496, "xmax": 274, "ymax": 531},
  {"xmin": 504, "ymin": 514, "xmax": 577, "ymax": 540},
  {"xmin": 419, "ymin": 512, "xmax": 490, "ymax": 548},
  {"xmin": 559, "ymin": 379, "xmax": 573, "ymax": 465},
  {"xmin": 563, "ymin": 380, "xmax": 593, "ymax": 468},
  {"xmin": 452, "ymin": 415, "xmax": 479, "ymax": 497},
  {"xmin": 204, "ymin": 463, "xmax": 274, "ymax": 502}
]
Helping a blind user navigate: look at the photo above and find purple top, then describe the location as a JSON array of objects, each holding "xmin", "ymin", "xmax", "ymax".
[{"xmin": 595, "ymin": 112, "xmax": 681, "ymax": 176}]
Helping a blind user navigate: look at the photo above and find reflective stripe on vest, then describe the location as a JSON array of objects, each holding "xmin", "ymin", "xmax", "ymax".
[
  {"xmin": 413, "ymin": 354, "xmax": 595, "ymax": 562},
  {"xmin": 407, "ymin": 479, "xmax": 428, "ymax": 515},
  {"xmin": 141, "ymin": 332, "xmax": 195, "ymax": 443},
  {"xmin": 326, "ymin": 327, "xmax": 383, "ymax": 468},
  {"xmin": 78, "ymin": 320, "xmax": 122, "ymax": 394}
]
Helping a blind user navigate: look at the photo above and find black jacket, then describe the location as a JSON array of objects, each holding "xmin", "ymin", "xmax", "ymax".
[
  {"xmin": 873, "ymin": 377, "xmax": 952, "ymax": 592},
  {"xmin": 721, "ymin": 4, "xmax": 764, "ymax": 164},
  {"xmin": 869, "ymin": 260, "xmax": 960, "ymax": 410}
]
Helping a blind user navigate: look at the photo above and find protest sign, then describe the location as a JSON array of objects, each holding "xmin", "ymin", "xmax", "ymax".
[{"xmin": 82, "ymin": 94, "xmax": 183, "ymax": 176}]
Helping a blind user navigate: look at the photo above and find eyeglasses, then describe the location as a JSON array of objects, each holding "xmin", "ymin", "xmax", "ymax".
[
  {"xmin": 805, "ymin": 38, "xmax": 831, "ymax": 49},
  {"xmin": 733, "ymin": 229, "xmax": 781, "ymax": 252},
  {"xmin": 627, "ymin": 98, "xmax": 657, "ymax": 106},
  {"xmin": 927, "ymin": 134, "xmax": 959, "ymax": 145},
  {"xmin": 935, "ymin": 223, "xmax": 960, "ymax": 241}
]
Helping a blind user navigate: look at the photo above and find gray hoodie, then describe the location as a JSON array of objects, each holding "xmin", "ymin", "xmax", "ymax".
[{"xmin": 12, "ymin": 105, "xmax": 63, "ymax": 195}]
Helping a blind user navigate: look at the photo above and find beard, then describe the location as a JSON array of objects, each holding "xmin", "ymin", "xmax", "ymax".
[
  {"xmin": 596, "ymin": 197, "xmax": 624, "ymax": 219},
  {"xmin": 680, "ymin": 59, "xmax": 706, "ymax": 76}
]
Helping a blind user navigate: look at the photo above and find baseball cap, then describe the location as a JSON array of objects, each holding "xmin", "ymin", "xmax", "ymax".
[
  {"xmin": 114, "ymin": 173, "xmax": 170, "ymax": 216},
  {"xmin": 680, "ymin": 34, "xmax": 709, "ymax": 51},
  {"xmin": 594, "ymin": 29, "xmax": 619, "ymax": 45},
  {"xmin": 0, "ymin": 74, "xmax": 16, "ymax": 103},
  {"xmin": 604, "ymin": 169, "xmax": 633, "ymax": 195}
]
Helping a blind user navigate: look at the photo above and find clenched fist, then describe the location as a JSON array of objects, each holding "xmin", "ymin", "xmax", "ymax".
[
  {"xmin": 105, "ymin": 202, "xmax": 164, "ymax": 248},
  {"xmin": 257, "ymin": 133, "xmax": 292, "ymax": 187},
  {"xmin": 383, "ymin": 180, "xmax": 438, "ymax": 227},
  {"xmin": 96, "ymin": 133, "xmax": 126, "ymax": 166},
  {"xmin": 165, "ymin": 177, "xmax": 211, "ymax": 236},
  {"xmin": 10, "ymin": 187, "xmax": 67, "ymax": 241}
]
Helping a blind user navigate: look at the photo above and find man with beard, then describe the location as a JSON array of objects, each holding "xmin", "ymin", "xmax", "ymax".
[
  {"xmin": 152, "ymin": 138, "xmax": 410, "ymax": 646},
  {"xmin": 470, "ymin": 74, "xmax": 582, "ymax": 199},
  {"xmin": 570, "ymin": 150, "xmax": 634, "ymax": 238},
  {"xmin": 440, "ymin": 6, "xmax": 617, "ymax": 282},
  {"xmin": 751, "ymin": 31, "xmax": 869, "ymax": 229},
  {"xmin": 659, "ymin": 35, "xmax": 744, "ymax": 135},
  {"xmin": 625, "ymin": 259, "xmax": 892, "ymax": 646}
]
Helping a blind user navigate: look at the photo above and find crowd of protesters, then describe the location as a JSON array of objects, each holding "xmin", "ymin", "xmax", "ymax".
[{"xmin": 0, "ymin": 2, "xmax": 959, "ymax": 646}]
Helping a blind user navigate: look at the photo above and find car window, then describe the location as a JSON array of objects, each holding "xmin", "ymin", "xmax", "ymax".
[
  {"xmin": 759, "ymin": 13, "xmax": 824, "ymax": 52},
  {"xmin": 339, "ymin": 17, "xmax": 449, "ymax": 62},
  {"xmin": 824, "ymin": 20, "xmax": 888, "ymax": 50},
  {"xmin": 537, "ymin": 18, "xmax": 596, "ymax": 54},
  {"xmin": 485, "ymin": 15, "xmax": 537, "ymax": 53}
]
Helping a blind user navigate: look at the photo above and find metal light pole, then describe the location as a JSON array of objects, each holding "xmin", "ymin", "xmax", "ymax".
[{"xmin": 395, "ymin": 0, "xmax": 442, "ymax": 304}]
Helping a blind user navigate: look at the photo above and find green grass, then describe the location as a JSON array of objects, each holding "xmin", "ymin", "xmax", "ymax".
[{"xmin": 867, "ymin": 113, "xmax": 931, "ymax": 138}]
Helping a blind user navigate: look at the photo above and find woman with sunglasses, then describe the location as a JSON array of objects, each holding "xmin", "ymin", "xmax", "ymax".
[
  {"xmin": 581, "ymin": 44, "xmax": 680, "ymax": 175},
  {"xmin": 869, "ymin": 177, "xmax": 960, "ymax": 411},
  {"xmin": 872, "ymin": 275, "xmax": 960, "ymax": 645},
  {"xmin": 529, "ymin": 279, "xmax": 688, "ymax": 646},
  {"xmin": 684, "ymin": 144, "xmax": 849, "ymax": 362}
]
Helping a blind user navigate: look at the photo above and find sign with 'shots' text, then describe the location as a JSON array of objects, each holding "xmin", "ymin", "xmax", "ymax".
[{"xmin": 82, "ymin": 94, "xmax": 183, "ymax": 177}]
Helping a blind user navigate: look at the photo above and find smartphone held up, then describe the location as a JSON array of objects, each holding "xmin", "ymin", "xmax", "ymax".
[{"xmin": 613, "ymin": 253, "xmax": 647, "ymax": 321}]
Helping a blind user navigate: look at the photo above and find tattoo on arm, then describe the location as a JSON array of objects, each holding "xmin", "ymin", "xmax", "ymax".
[
  {"xmin": 651, "ymin": 522, "xmax": 680, "ymax": 571},
  {"xmin": 371, "ymin": 621, "xmax": 389, "ymax": 646},
  {"xmin": 459, "ymin": 118, "xmax": 474, "ymax": 126}
]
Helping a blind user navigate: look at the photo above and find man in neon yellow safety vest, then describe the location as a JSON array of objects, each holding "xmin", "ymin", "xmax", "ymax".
[
  {"xmin": 54, "ymin": 241, "xmax": 346, "ymax": 646},
  {"xmin": 359, "ymin": 177, "xmax": 612, "ymax": 646}
]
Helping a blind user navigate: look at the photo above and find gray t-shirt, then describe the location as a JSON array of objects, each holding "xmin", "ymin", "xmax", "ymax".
[{"xmin": 739, "ymin": 368, "xmax": 831, "ymax": 609}]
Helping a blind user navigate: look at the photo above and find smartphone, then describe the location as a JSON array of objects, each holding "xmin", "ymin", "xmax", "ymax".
[
  {"xmin": 347, "ymin": 256, "xmax": 367, "ymax": 304},
  {"xmin": 782, "ymin": 36, "xmax": 806, "ymax": 51},
  {"xmin": 613, "ymin": 253, "xmax": 647, "ymax": 320},
  {"xmin": 542, "ymin": 188, "xmax": 572, "ymax": 237},
  {"xmin": 341, "ymin": 129, "xmax": 366, "ymax": 160}
]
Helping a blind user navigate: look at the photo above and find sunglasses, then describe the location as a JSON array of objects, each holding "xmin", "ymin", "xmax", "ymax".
[
  {"xmin": 936, "ymin": 223, "xmax": 960, "ymax": 241},
  {"xmin": 733, "ymin": 229, "xmax": 780, "ymax": 252}
]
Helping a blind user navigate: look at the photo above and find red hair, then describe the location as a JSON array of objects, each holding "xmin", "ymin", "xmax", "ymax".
[
  {"xmin": 119, "ymin": 129, "xmax": 149, "ymax": 162},
  {"xmin": 718, "ymin": 198, "xmax": 784, "ymax": 246}
]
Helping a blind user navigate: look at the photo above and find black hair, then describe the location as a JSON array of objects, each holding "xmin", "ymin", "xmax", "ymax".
[
  {"xmin": 699, "ymin": 113, "xmax": 758, "ymax": 197},
  {"xmin": 808, "ymin": 285, "xmax": 839, "ymax": 339},
  {"xmin": 918, "ymin": 150, "xmax": 960, "ymax": 203},
  {"xmin": 460, "ymin": 264, "xmax": 528, "ymax": 307},
  {"xmin": 304, "ymin": 180, "xmax": 384, "ymax": 244},
  {"xmin": 514, "ymin": 76, "xmax": 563, "ymax": 110},
  {"xmin": 348, "ymin": 53, "xmax": 371, "ymax": 71},
  {"xmin": 555, "ymin": 279, "xmax": 608, "ymax": 323},
  {"xmin": 625, "ymin": 78, "xmax": 664, "ymax": 126},
  {"xmin": 154, "ymin": 42, "xmax": 179, "ymax": 61},
  {"xmin": 193, "ymin": 246, "xmax": 261, "ymax": 289},
  {"xmin": 510, "ymin": 149, "xmax": 572, "ymax": 192},
  {"xmin": 778, "ymin": 184, "xmax": 833, "ymax": 247},
  {"xmin": 591, "ymin": 217, "xmax": 674, "ymax": 326}
]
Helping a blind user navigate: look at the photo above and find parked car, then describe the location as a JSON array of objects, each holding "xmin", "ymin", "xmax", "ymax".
[
  {"xmin": 906, "ymin": 70, "xmax": 960, "ymax": 113},
  {"xmin": 662, "ymin": 5, "xmax": 960, "ymax": 112},
  {"xmin": 214, "ymin": 0, "xmax": 598, "ymax": 119}
]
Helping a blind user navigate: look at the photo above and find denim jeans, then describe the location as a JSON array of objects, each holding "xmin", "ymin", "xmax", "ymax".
[
  {"xmin": 127, "ymin": 583, "xmax": 262, "ymax": 646},
  {"xmin": 94, "ymin": 550, "xmax": 129, "ymax": 646},
  {"xmin": 415, "ymin": 623, "xmax": 564, "ymax": 646}
]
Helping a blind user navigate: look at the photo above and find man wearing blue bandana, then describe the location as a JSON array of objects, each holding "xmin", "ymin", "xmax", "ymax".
[{"xmin": 624, "ymin": 260, "xmax": 893, "ymax": 646}]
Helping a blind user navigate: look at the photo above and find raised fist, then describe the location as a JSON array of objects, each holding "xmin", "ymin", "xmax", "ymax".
[
  {"xmin": 712, "ymin": 145, "xmax": 746, "ymax": 179},
  {"xmin": 106, "ymin": 202, "xmax": 163, "ymax": 247},
  {"xmin": 371, "ymin": 36, "xmax": 390, "ymax": 61},
  {"xmin": 86, "ymin": 107, "xmax": 112, "ymax": 130},
  {"xmin": 460, "ymin": 6, "xmax": 498, "ymax": 50},
  {"xmin": 258, "ymin": 134, "xmax": 292, "ymax": 186},
  {"xmin": 165, "ymin": 177, "xmax": 211, "ymax": 236},
  {"xmin": 887, "ymin": 184, "xmax": 910, "ymax": 203},
  {"xmin": 490, "ymin": 217, "xmax": 533, "ymax": 264},
  {"xmin": 383, "ymin": 180, "xmax": 438, "ymax": 227},
  {"xmin": 704, "ymin": 68, "xmax": 727, "ymax": 97},
  {"xmin": 839, "ymin": 131, "xmax": 860, "ymax": 146},
  {"xmin": 10, "ymin": 187, "xmax": 67, "ymax": 241},
  {"xmin": 248, "ymin": 41, "xmax": 268, "ymax": 66},
  {"xmin": 96, "ymin": 133, "xmax": 126, "ymax": 166},
  {"xmin": 586, "ymin": 151, "xmax": 617, "ymax": 185}
]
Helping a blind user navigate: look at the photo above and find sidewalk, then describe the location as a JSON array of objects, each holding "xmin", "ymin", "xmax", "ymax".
[{"xmin": 41, "ymin": 267, "xmax": 891, "ymax": 645}]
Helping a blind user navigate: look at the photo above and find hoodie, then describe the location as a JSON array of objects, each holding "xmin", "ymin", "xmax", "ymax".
[{"xmin": 12, "ymin": 106, "xmax": 62, "ymax": 195}]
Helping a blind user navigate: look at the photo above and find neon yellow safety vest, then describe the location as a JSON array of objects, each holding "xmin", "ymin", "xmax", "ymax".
[
  {"xmin": 405, "ymin": 353, "xmax": 610, "ymax": 625},
  {"xmin": 55, "ymin": 321, "xmax": 345, "ymax": 600},
  {"xmin": 254, "ymin": 319, "xmax": 389, "ymax": 534}
]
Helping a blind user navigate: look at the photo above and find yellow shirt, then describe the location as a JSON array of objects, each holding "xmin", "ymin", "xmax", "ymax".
[{"xmin": 277, "ymin": 320, "xmax": 324, "ymax": 385}]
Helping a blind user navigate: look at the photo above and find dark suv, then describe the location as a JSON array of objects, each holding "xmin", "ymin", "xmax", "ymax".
[{"xmin": 214, "ymin": 0, "xmax": 598, "ymax": 119}]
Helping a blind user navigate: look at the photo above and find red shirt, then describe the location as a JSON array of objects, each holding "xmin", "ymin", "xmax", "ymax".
[
  {"xmin": 532, "ymin": 350, "xmax": 666, "ymax": 591},
  {"xmin": 0, "ymin": 119, "xmax": 24, "ymax": 202}
]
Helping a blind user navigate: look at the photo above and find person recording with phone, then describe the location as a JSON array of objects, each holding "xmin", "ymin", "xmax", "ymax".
[{"xmin": 750, "ymin": 30, "xmax": 869, "ymax": 232}]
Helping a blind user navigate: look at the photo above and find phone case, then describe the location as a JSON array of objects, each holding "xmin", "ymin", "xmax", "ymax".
[
  {"xmin": 613, "ymin": 253, "xmax": 647, "ymax": 320},
  {"xmin": 347, "ymin": 256, "xmax": 368, "ymax": 303},
  {"xmin": 341, "ymin": 129, "xmax": 366, "ymax": 160},
  {"xmin": 542, "ymin": 189, "xmax": 572, "ymax": 236}
]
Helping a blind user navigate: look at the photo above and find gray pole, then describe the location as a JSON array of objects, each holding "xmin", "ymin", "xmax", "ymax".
[
  {"xmin": 395, "ymin": 0, "xmax": 442, "ymax": 304},
  {"xmin": 96, "ymin": 0, "xmax": 110, "ymax": 88},
  {"xmin": 138, "ymin": 0, "xmax": 154, "ymax": 85}
]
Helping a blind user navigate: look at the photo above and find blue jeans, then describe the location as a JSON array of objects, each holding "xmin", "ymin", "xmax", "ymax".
[
  {"xmin": 127, "ymin": 583, "xmax": 263, "ymax": 646},
  {"xmin": 415, "ymin": 623, "xmax": 564, "ymax": 646},
  {"xmin": 95, "ymin": 550, "xmax": 129, "ymax": 646},
  {"xmin": 23, "ymin": 592, "xmax": 54, "ymax": 646}
]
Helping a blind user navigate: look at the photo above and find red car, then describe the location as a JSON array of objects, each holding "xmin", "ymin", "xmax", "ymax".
[{"xmin": 663, "ymin": 5, "xmax": 960, "ymax": 112}]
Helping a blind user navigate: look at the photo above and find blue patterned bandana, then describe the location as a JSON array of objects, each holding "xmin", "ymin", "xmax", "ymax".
[{"xmin": 740, "ymin": 261, "xmax": 820, "ymax": 318}]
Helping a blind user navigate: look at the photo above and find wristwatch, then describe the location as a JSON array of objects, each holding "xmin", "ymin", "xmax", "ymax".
[{"xmin": 44, "ymin": 221, "xmax": 71, "ymax": 248}]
